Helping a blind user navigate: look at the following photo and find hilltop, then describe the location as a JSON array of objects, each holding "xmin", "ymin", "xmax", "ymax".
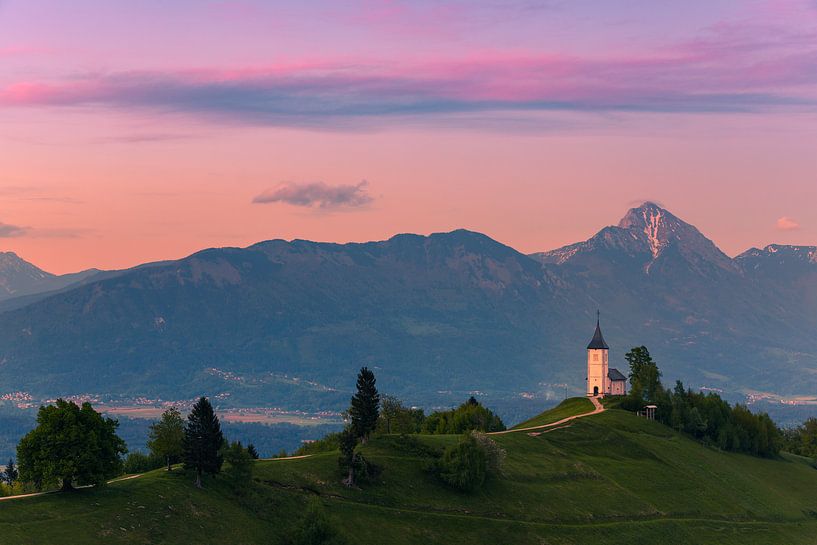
[{"xmin": 2, "ymin": 402, "xmax": 817, "ymax": 544}]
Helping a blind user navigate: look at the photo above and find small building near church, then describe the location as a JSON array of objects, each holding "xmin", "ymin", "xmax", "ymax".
[{"xmin": 586, "ymin": 316, "xmax": 627, "ymax": 397}]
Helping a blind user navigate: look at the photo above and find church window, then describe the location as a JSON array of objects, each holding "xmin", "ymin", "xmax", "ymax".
[{"xmin": 593, "ymin": 354, "xmax": 598, "ymax": 361}]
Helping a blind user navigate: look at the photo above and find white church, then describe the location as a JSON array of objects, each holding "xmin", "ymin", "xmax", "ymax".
[{"xmin": 586, "ymin": 315, "xmax": 627, "ymax": 397}]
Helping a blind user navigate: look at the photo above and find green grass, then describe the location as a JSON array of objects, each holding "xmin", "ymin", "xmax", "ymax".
[
  {"xmin": 4, "ymin": 401, "xmax": 817, "ymax": 544},
  {"xmin": 511, "ymin": 396, "xmax": 594, "ymax": 429}
]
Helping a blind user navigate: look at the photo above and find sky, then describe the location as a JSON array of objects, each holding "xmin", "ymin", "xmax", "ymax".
[{"xmin": 1, "ymin": 0, "xmax": 816, "ymax": 273}]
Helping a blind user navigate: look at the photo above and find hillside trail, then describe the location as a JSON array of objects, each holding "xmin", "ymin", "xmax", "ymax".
[
  {"xmin": 0, "ymin": 454, "xmax": 313, "ymax": 503},
  {"xmin": 0, "ymin": 404, "xmax": 604, "ymax": 503},
  {"xmin": 490, "ymin": 395, "xmax": 605, "ymax": 436}
]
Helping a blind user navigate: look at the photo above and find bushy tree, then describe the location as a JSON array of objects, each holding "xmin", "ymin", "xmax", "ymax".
[
  {"xmin": 148, "ymin": 407, "xmax": 185, "ymax": 471},
  {"xmin": 376, "ymin": 396, "xmax": 425, "ymax": 435},
  {"xmin": 433, "ymin": 434, "xmax": 487, "ymax": 492},
  {"xmin": 17, "ymin": 399, "xmax": 126, "ymax": 491},
  {"xmin": 349, "ymin": 367, "xmax": 380, "ymax": 442},
  {"xmin": 183, "ymin": 397, "xmax": 225, "ymax": 488},
  {"xmin": 626, "ymin": 346, "xmax": 662, "ymax": 401},
  {"xmin": 123, "ymin": 451, "xmax": 165, "ymax": 474},
  {"xmin": 222, "ymin": 441, "xmax": 254, "ymax": 489},
  {"xmin": 246, "ymin": 443, "xmax": 260, "ymax": 459},
  {"xmin": 422, "ymin": 398, "xmax": 505, "ymax": 434},
  {"xmin": 782, "ymin": 418, "xmax": 817, "ymax": 459}
]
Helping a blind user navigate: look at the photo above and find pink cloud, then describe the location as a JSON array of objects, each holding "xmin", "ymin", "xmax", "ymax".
[
  {"xmin": 776, "ymin": 216, "xmax": 801, "ymax": 230},
  {"xmin": 0, "ymin": 20, "xmax": 815, "ymax": 129}
]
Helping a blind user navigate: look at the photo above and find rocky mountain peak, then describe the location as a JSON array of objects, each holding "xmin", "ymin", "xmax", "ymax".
[{"xmin": 617, "ymin": 202, "xmax": 690, "ymax": 258}]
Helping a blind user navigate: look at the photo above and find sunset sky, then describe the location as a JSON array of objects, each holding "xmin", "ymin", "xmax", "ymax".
[{"xmin": 1, "ymin": 0, "xmax": 816, "ymax": 274}]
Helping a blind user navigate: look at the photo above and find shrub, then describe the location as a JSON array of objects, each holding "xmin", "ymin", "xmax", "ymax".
[
  {"xmin": 284, "ymin": 497, "xmax": 347, "ymax": 545},
  {"xmin": 433, "ymin": 434, "xmax": 487, "ymax": 492},
  {"xmin": 123, "ymin": 451, "xmax": 165, "ymax": 474},
  {"xmin": 295, "ymin": 433, "xmax": 341, "ymax": 456}
]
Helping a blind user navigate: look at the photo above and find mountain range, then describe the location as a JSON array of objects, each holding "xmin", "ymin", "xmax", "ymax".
[{"xmin": 0, "ymin": 202, "xmax": 814, "ymax": 410}]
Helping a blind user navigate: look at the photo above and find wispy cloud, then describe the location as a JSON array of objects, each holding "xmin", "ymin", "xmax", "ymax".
[
  {"xmin": 253, "ymin": 181, "xmax": 374, "ymax": 209},
  {"xmin": 0, "ymin": 221, "xmax": 27, "ymax": 238},
  {"xmin": 776, "ymin": 216, "xmax": 801, "ymax": 230},
  {"xmin": 0, "ymin": 22, "xmax": 815, "ymax": 130}
]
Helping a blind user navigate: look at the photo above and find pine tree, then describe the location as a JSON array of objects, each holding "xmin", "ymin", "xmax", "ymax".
[
  {"xmin": 183, "ymin": 397, "xmax": 225, "ymax": 488},
  {"xmin": 147, "ymin": 407, "xmax": 185, "ymax": 471},
  {"xmin": 349, "ymin": 367, "xmax": 380, "ymax": 442},
  {"xmin": 3, "ymin": 458, "xmax": 17, "ymax": 485},
  {"xmin": 246, "ymin": 443, "xmax": 259, "ymax": 459}
]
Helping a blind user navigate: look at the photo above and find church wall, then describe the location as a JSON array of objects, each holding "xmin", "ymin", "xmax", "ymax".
[{"xmin": 586, "ymin": 348, "xmax": 607, "ymax": 396}]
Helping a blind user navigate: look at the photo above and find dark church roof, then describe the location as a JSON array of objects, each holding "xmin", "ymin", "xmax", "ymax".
[
  {"xmin": 587, "ymin": 319, "xmax": 609, "ymax": 350},
  {"xmin": 608, "ymin": 368, "xmax": 626, "ymax": 381}
]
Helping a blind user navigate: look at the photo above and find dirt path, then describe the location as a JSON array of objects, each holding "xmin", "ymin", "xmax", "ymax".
[
  {"xmin": 0, "ymin": 473, "xmax": 145, "ymax": 503},
  {"xmin": 490, "ymin": 396, "xmax": 605, "ymax": 436}
]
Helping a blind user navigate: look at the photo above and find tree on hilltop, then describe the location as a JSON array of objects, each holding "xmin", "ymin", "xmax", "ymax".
[
  {"xmin": 626, "ymin": 346, "xmax": 662, "ymax": 402},
  {"xmin": 349, "ymin": 367, "xmax": 380, "ymax": 442},
  {"xmin": 148, "ymin": 407, "xmax": 185, "ymax": 472},
  {"xmin": 17, "ymin": 399, "xmax": 126, "ymax": 491},
  {"xmin": 183, "ymin": 397, "xmax": 225, "ymax": 488}
]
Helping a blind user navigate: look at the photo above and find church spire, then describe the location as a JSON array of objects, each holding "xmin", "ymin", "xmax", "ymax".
[{"xmin": 587, "ymin": 311, "xmax": 609, "ymax": 350}]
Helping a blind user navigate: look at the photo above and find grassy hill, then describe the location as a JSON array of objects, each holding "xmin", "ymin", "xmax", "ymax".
[
  {"xmin": 511, "ymin": 396, "xmax": 593, "ymax": 429},
  {"xmin": 3, "ymin": 402, "xmax": 817, "ymax": 544}
]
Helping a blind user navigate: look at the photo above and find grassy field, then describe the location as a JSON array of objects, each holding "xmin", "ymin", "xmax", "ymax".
[
  {"xmin": 2, "ymin": 402, "xmax": 817, "ymax": 544},
  {"xmin": 511, "ymin": 396, "xmax": 594, "ymax": 429}
]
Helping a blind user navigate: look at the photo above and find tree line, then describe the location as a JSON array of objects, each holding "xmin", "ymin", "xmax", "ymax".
[
  {"xmin": 298, "ymin": 366, "xmax": 506, "ymax": 493},
  {"xmin": 2, "ymin": 396, "xmax": 259, "ymax": 495},
  {"xmin": 619, "ymin": 346, "xmax": 781, "ymax": 457}
]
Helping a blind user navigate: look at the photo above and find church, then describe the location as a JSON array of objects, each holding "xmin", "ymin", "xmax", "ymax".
[{"xmin": 586, "ymin": 316, "xmax": 627, "ymax": 397}]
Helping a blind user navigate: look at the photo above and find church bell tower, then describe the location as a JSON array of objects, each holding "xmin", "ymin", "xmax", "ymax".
[{"xmin": 586, "ymin": 312, "xmax": 609, "ymax": 397}]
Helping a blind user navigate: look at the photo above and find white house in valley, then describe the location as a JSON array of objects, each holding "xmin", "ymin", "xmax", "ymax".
[{"xmin": 586, "ymin": 315, "xmax": 627, "ymax": 397}]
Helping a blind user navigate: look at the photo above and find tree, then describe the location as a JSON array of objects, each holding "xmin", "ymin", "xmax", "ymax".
[
  {"xmin": 3, "ymin": 459, "xmax": 18, "ymax": 485},
  {"xmin": 183, "ymin": 397, "xmax": 225, "ymax": 488},
  {"xmin": 147, "ymin": 407, "xmax": 185, "ymax": 471},
  {"xmin": 222, "ymin": 441, "xmax": 254, "ymax": 489},
  {"xmin": 17, "ymin": 399, "xmax": 126, "ymax": 491},
  {"xmin": 246, "ymin": 443, "xmax": 260, "ymax": 459},
  {"xmin": 376, "ymin": 395, "xmax": 425, "ymax": 435},
  {"xmin": 422, "ymin": 399, "xmax": 505, "ymax": 434},
  {"xmin": 433, "ymin": 434, "xmax": 487, "ymax": 492},
  {"xmin": 625, "ymin": 346, "xmax": 662, "ymax": 401},
  {"xmin": 349, "ymin": 367, "xmax": 379, "ymax": 442},
  {"xmin": 338, "ymin": 427, "xmax": 358, "ymax": 487}
]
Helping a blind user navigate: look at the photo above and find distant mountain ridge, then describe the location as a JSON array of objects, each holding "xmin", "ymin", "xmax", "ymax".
[
  {"xmin": 0, "ymin": 203, "xmax": 814, "ymax": 409},
  {"xmin": 0, "ymin": 252, "xmax": 99, "ymax": 301}
]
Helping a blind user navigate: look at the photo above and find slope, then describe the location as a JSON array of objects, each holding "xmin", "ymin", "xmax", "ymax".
[{"xmin": 3, "ymin": 406, "xmax": 817, "ymax": 544}]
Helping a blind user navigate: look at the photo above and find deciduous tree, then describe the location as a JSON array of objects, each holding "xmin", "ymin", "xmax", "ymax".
[
  {"xmin": 147, "ymin": 407, "xmax": 184, "ymax": 471},
  {"xmin": 17, "ymin": 399, "xmax": 126, "ymax": 491}
]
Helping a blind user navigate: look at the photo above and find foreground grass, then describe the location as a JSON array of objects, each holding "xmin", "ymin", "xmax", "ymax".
[
  {"xmin": 3, "ymin": 402, "xmax": 817, "ymax": 544},
  {"xmin": 511, "ymin": 396, "xmax": 594, "ymax": 429}
]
